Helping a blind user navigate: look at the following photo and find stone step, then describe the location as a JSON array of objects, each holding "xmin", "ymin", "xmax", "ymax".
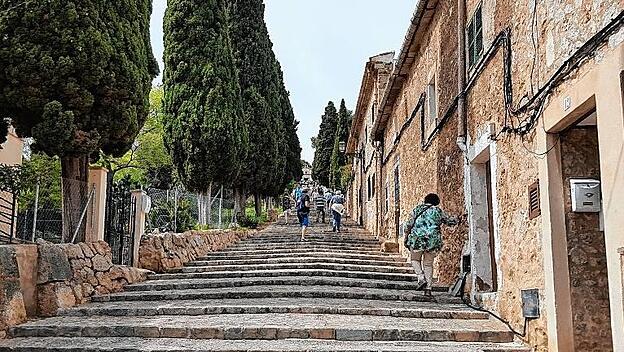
[
  {"xmin": 59, "ymin": 298, "xmax": 486, "ymax": 319},
  {"xmin": 0, "ymin": 337, "xmax": 532, "ymax": 351},
  {"xmin": 91, "ymin": 285, "xmax": 462, "ymax": 304},
  {"xmin": 197, "ymin": 251, "xmax": 402, "ymax": 262},
  {"xmin": 179, "ymin": 262, "xmax": 413, "ymax": 275},
  {"xmin": 8, "ymin": 314, "xmax": 515, "ymax": 343},
  {"xmin": 229, "ymin": 242, "xmax": 381, "ymax": 251},
  {"xmin": 221, "ymin": 244, "xmax": 382, "ymax": 253},
  {"xmin": 148, "ymin": 268, "xmax": 421, "ymax": 282},
  {"xmin": 241, "ymin": 237, "xmax": 380, "ymax": 244},
  {"xmin": 125, "ymin": 276, "xmax": 447, "ymax": 292},
  {"xmin": 186, "ymin": 256, "xmax": 410, "ymax": 267}
]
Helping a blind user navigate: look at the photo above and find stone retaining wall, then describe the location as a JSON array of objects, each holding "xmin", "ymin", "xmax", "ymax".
[
  {"xmin": 138, "ymin": 229, "xmax": 256, "ymax": 273},
  {"xmin": 0, "ymin": 246, "xmax": 27, "ymax": 338},
  {"xmin": 36, "ymin": 240, "xmax": 150, "ymax": 317},
  {"xmin": 0, "ymin": 240, "xmax": 151, "ymax": 337}
]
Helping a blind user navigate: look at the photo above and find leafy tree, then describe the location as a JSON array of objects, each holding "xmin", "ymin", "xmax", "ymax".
[
  {"xmin": 163, "ymin": 0, "xmax": 248, "ymax": 202},
  {"xmin": 100, "ymin": 87, "xmax": 174, "ymax": 189},
  {"xmin": 312, "ymin": 101, "xmax": 338, "ymax": 186},
  {"xmin": 19, "ymin": 154, "xmax": 62, "ymax": 211},
  {"xmin": 0, "ymin": 1, "xmax": 159, "ymax": 241},
  {"xmin": 329, "ymin": 99, "xmax": 353, "ymax": 189}
]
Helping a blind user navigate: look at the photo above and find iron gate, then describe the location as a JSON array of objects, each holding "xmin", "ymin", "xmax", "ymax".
[{"xmin": 104, "ymin": 180, "xmax": 136, "ymax": 265}]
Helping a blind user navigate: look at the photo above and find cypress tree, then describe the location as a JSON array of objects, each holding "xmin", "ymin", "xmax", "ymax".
[
  {"xmin": 329, "ymin": 99, "xmax": 353, "ymax": 189},
  {"xmin": 231, "ymin": 0, "xmax": 283, "ymax": 216},
  {"xmin": 312, "ymin": 101, "xmax": 338, "ymax": 187},
  {"xmin": 0, "ymin": 0, "xmax": 158, "ymax": 241},
  {"xmin": 163, "ymin": 0, "xmax": 248, "ymax": 198}
]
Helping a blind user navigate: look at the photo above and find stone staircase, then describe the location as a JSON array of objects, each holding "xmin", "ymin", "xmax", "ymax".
[{"xmin": 0, "ymin": 221, "xmax": 529, "ymax": 351}]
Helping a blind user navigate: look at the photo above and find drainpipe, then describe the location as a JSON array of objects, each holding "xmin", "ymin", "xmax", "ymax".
[{"xmin": 456, "ymin": 0, "xmax": 468, "ymax": 153}]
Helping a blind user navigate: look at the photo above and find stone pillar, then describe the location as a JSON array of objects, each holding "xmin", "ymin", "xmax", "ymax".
[
  {"xmin": 131, "ymin": 190, "xmax": 149, "ymax": 268},
  {"xmin": 85, "ymin": 167, "xmax": 108, "ymax": 243}
]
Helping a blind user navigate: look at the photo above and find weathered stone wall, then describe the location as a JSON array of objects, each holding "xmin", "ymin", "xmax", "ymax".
[
  {"xmin": 560, "ymin": 127, "xmax": 612, "ymax": 352},
  {"xmin": 462, "ymin": 1, "xmax": 621, "ymax": 350},
  {"xmin": 36, "ymin": 240, "xmax": 149, "ymax": 317},
  {"xmin": 1, "ymin": 240, "xmax": 149, "ymax": 336},
  {"xmin": 0, "ymin": 247, "xmax": 27, "ymax": 339},
  {"xmin": 379, "ymin": 0, "xmax": 466, "ymax": 286},
  {"xmin": 138, "ymin": 229, "xmax": 256, "ymax": 273}
]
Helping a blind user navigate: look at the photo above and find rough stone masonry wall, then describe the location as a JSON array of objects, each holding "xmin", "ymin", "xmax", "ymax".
[
  {"xmin": 560, "ymin": 127, "xmax": 612, "ymax": 352},
  {"xmin": 138, "ymin": 229, "xmax": 256, "ymax": 273},
  {"xmin": 36, "ymin": 240, "xmax": 150, "ymax": 317},
  {"xmin": 0, "ymin": 247, "xmax": 27, "ymax": 338},
  {"xmin": 381, "ymin": 0, "xmax": 466, "ymax": 286},
  {"xmin": 462, "ymin": 0, "xmax": 621, "ymax": 350}
]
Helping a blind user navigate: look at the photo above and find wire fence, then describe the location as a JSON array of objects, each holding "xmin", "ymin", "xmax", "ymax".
[
  {"xmin": 145, "ymin": 187, "xmax": 235, "ymax": 233},
  {"xmin": 9, "ymin": 177, "xmax": 95, "ymax": 244}
]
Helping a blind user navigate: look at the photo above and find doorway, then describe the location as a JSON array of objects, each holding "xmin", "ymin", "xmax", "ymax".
[
  {"xmin": 559, "ymin": 111, "xmax": 613, "ymax": 352},
  {"xmin": 469, "ymin": 145, "xmax": 498, "ymax": 293}
]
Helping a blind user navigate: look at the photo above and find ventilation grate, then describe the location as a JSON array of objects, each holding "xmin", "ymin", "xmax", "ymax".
[{"xmin": 528, "ymin": 180, "xmax": 541, "ymax": 220}]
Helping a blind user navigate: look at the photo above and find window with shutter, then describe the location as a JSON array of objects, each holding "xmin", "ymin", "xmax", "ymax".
[
  {"xmin": 467, "ymin": 4, "xmax": 483, "ymax": 70},
  {"xmin": 528, "ymin": 180, "xmax": 541, "ymax": 219}
]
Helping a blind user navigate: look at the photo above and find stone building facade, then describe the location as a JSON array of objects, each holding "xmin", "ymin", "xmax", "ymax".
[
  {"xmin": 346, "ymin": 52, "xmax": 394, "ymax": 236},
  {"xmin": 347, "ymin": 1, "xmax": 624, "ymax": 351}
]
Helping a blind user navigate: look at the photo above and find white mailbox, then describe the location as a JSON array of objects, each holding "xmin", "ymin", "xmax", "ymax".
[{"xmin": 570, "ymin": 179, "xmax": 601, "ymax": 213}]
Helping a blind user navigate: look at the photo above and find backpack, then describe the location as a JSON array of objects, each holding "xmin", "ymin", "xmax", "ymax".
[{"xmin": 296, "ymin": 193, "xmax": 307, "ymax": 212}]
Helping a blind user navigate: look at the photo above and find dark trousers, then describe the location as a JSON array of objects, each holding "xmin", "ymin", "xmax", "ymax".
[
  {"xmin": 332, "ymin": 210, "xmax": 342, "ymax": 232},
  {"xmin": 316, "ymin": 208, "xmax": 325, "ymax": 223}
]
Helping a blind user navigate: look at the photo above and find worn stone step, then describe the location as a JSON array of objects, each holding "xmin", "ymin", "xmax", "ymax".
[
  {"xmin": 186, "ymin": 256, "xmax": 410, "ymax": 267},
  {"xmin": 91, "ymin": 285, "xmax": 462, "ymax": 304},
  {"xmin": 221, "ymin": 244, "xmax": 382, "ymax": 254},
  {"xmin": 0, "ymin": 337, "xmax": 532, "ymax": 351},
  {"xmin": 232, "ymin": 238, "xmax": 380, "ymax": 248},
  {"xmin": 59, "ymin": 298, "xmax": 486, "ymax": 320},
  {"xmin": 228, "ymin": 243, "xmax": 381, "ymax": 252},
  {"xmin": 198, "ymin": 251, "xmax": 401, "ymax": 262},
  {"xmin": 240, "ymin": 237, "xmax": 380, "ymax": 245},
  {"xmin": 179, "ymin": 262, "xmax": 413, "ymax": 275},
  {"xmin": 125, "ymin": 276, "xmax": 446, "ymax": 292},
  {"xmin": 8, "ymin": 314, "xmax": 514, "ymax": 343},
  {"xmin": 149, "ymin": 268, "xmax": 421, "ymax": 282}
]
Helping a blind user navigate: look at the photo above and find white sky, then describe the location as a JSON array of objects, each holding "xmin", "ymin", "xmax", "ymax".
[{"xmin": 150, "ymin": 0, "xmax": 416, "ymax": 163}]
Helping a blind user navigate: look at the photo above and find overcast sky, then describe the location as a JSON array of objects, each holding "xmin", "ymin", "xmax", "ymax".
[{"xmin": 150, "ymin": 0, "xmax": 416, "ymax": 163}]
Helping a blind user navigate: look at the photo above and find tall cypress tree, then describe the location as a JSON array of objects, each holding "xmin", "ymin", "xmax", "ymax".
[
  {"xmin": 0, "ymin": 0, "xmax": 158, "ymax": 241},
  {"xmin": 312, "ymin": 101, "xmax": 338, "ymax": 187},
  {"xmin": 163, "ymin": 0, "xmax": 248, "ymax": 196},
  {"xmin": 231, "ymin": 0, "xmax": 283, "ymax": 215},
  {"xmin": 329, "ymin": 99, "xmax": 353, "ymax": 189}
]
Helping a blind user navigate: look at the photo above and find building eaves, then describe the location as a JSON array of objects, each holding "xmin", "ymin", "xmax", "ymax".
[
  {"xmin": 370, "ymin": 0, "xmax": 438, "ymax": 141},
  {"xmin": 346, "ymin": 51, "xmax": 395, "ymax": 154}
]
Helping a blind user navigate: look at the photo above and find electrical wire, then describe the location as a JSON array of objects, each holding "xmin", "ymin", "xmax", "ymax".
[
  {"xmin": 460, "ymin": 291, "xmax": 529, "ymax": 338},
  {"xmin": 418, "ymin": 10, "xmax": 623, "ymax": 156},
  {"xmin": 0, "ymin": 0, "xmax": 37, "ymax": 15}
]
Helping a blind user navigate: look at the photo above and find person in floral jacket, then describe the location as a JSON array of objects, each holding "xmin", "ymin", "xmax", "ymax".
[{"xmin": 403, "ymin": 193, "xmax": 458, "ymax": 296}]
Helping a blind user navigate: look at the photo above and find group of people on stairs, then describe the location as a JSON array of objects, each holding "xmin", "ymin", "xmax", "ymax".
[
  {"xmin": 284, "ymin": 183, "xmax": 459, "ymax": 297},
  {"xmin": 287, "ymin": 184, "xmax": 346, "ymax": 241}
]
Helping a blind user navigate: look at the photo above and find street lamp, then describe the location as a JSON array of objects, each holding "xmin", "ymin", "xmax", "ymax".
[{"xmin": 339, "ymin": 141, "xmax": 346, "ymax": 154}]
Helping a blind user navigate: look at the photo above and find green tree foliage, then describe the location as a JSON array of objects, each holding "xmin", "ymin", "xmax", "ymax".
[
  {"xmin": 231, "ymin": 0, "xmax": 283, "ymax": 207},
  {"xmin": 312, "ymin": 101, "xmax": 338, "ymax": 186},
  {"xmin": 19, "ymin": 153, "xmax": 62, "ymax": 210},
  {"xmin": 329, "ymin": 99, "xmax": 353, "ymax": 189},
  {"xmin": 0, "ymin": 0, "xmax": 158, "ymax": 171},
  {"xmin": 100, "ymin": 87, "xmax": 174, "ymax": 189},
  {"xmin": 0, "ymin": 1, "xmax": 158, "ymax": 241},
  {"xmin": 163, "ymin": 0, "xmax": 248, "ymax": 193}
]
